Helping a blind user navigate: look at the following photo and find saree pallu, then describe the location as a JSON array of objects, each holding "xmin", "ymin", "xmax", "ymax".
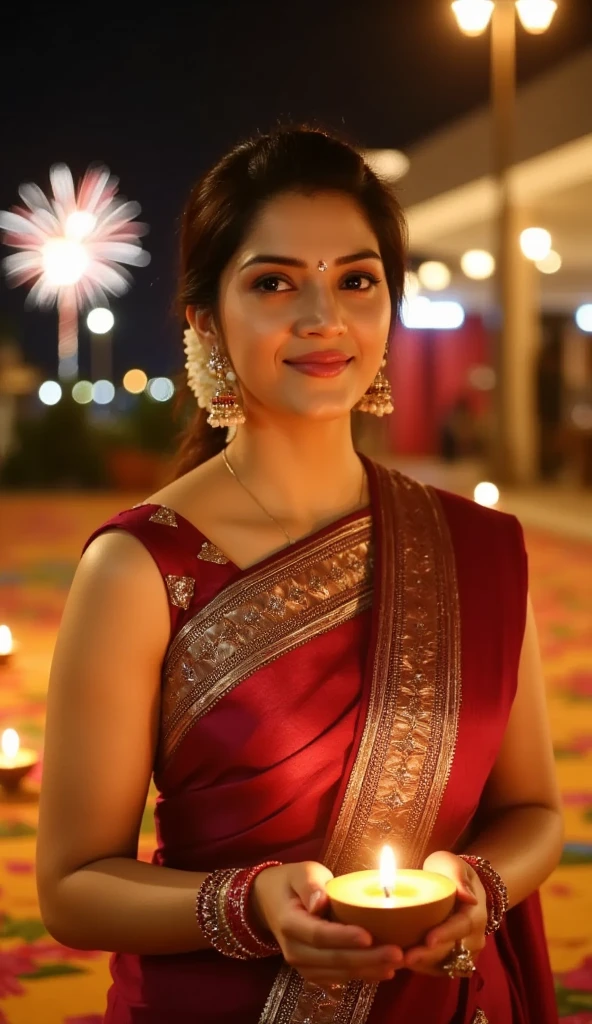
[{"xmin": 84, "ymin": 459, "xmax": 558, "ymax": 1024}]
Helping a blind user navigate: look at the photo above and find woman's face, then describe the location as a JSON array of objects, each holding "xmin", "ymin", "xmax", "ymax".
[{"xmin": 197, "ymin": 191, "xmax": 392, "ymax": 424}]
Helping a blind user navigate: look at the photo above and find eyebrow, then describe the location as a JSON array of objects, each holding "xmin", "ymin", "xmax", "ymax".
[{"xmin": 239, "ymin": 248, "xmax": 382, "ymax": 271}]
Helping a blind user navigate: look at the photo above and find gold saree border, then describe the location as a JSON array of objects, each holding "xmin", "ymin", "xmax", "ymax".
[
  {"xmin": 258, "ymin": 466, "xmax": 462, "ymax": 1024},
  {"xmin": 159, "ymin": 517, "xmax": 373, "ymax": 767}
]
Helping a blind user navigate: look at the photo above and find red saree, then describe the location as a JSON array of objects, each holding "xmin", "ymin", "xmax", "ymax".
[{"xmin": 83, "ymin": 458, "xmax": 558, "ymax": 1024}]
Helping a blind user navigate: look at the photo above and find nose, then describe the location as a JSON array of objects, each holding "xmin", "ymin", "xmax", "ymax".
[{"xmin": 294, "ymin": 283, "xmax": 346, "ymax": 339}]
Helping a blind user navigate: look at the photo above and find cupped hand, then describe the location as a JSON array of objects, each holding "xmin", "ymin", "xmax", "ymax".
[
  {"xmin": 251, "ymin": 861, "xmax": 403, "ymax": 988},
  {"xmin": 401, "ymin": 851, "xmax": 488, "ymax": 977}
]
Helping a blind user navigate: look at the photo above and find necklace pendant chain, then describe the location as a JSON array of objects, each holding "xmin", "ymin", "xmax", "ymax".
[{"xmin": 222, "ymin": 449, "xmax": 366, "ymax": 547}]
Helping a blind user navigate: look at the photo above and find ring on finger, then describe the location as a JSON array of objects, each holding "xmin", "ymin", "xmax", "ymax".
[{"xmin": 439, "ymin": 941, "xmax": 476, "ymax": 980}]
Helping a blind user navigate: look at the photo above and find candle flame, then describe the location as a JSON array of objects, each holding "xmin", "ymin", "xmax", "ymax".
[
  {"xmin": 0, "ymin": 625, "xmax": 12, "ymax": 656},
  {"xmin": 379, "ymin": 845, "xmax": 397, "ymax": 897},
  {"xmin": 1, "ymin": 728, "xmax": 19, "ymax": 760}
]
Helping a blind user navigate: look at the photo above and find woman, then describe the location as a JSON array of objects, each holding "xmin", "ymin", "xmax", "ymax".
[{"xmin": 36, "ymin": 127, "xmax": 563, "ymax": 1023}]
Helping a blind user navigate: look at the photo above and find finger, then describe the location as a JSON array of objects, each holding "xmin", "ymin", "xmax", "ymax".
[
  {"xmin": 284, "ymin": 906, "xmax": 374, "ymax": 950},
  {"xmin": 286, "ymin": 940, "xmax": 402, "ymax": 973},
  {"xmin": 301, "ymin": 962, "xmax": 399, "ymax": 986},
  {"xmin": 423, "ymin": 910, "xmax": 474, "ymax": 949},
  {"xmin": 291, "ymin": 862, "xmax": 334, "ymax": 915}
]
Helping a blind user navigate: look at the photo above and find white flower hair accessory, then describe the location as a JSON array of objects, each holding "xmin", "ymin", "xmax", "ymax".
[{"xmin": 183, "ymin": 325, "xmax": 216, "ymax": 409}]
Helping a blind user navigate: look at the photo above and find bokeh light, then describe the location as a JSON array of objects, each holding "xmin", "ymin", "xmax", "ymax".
[
  {"xmin": 474, "ymin": 482, "xmax": 500, "ymax": 508},
  {"xmin": 418, "ymin": 261, "xmax": 451, "ymax": 291},
  {"xmin": 147, "ymin": 377, "xmax": 175, "ymax": 402},
  {"xmin": 72, "ymin": 381, "xmax": 93, "ymax": 404},
  {"xmin": 87, "ymin": 308, "xmax": 114, "ymax": 334},
  {"xmin": 460, "ymin": 250, "xmax": 495, "ymax": 280},
  {"xmin": 575, "ymin": 305, "xmax": 592, "ymax": 333},
  {"xmin": 92, "ymin": 380, "xmax": 115, "ymax": 405},
  {"xmin": 123, "ymin": 369, "xmax": 148, "ymax": 394},
  {"xmin": 536, "ymin": 250, "xmax": 562, "ymax": 275},
  {"xmin": 38, "ymin": 381, "xmax": 62, "ymax": 405},
  {"xmin": 520, "ymin": 228, "xmax": 552, "ymax": 262},
  {"xmin": 401, "ymin": 297, "xmax": 465, "ymax": 330}
]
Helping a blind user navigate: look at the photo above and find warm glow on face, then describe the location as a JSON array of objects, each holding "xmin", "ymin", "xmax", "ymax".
[
  {"xmin": 0, "ymin": 625, "xmax": 13, "ymax": 656},
  {"xmin": 451, "ymin": 0, "xmax": 494, "ymax": 36},
  {"xmin": 379, "ymin": 846, "xmax": 397, "ymax": 896},
  {"xmin": 1, "ymin": 729, "xmax": 19, "ymax": 760}
]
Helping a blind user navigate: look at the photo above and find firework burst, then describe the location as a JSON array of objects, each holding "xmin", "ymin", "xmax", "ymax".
[{"xmin": 0, "ymin": 163, "xmax": 150, "ymax": 379}]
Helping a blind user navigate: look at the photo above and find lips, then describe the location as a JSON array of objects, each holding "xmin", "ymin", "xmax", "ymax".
[
  {"xmin": 282, "ymin": 352, "xmax": 348, "ymax": 364},
  {"xmin": 284, "ymin": 351, "xmax": 353, "ymax": 379}
]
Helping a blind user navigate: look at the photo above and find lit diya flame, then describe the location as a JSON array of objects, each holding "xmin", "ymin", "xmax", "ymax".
[
  {"xmin": 379, "ymin": 845, "xmax": 397, "ymax": 899},
  {"xmin": 1, "ymin": 728, "xmax": 20, "ymax": 762}
]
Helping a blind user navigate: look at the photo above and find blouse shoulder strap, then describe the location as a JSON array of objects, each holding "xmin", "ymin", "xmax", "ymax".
[{"xmin": 81, "ymin": 503, "xmax": 201, "ymax": 633}]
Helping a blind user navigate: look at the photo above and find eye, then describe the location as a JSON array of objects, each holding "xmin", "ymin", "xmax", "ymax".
[
  {"xmin": 252, "ymin": 275, "xmax": 292, "ymax": 293},
  {"xmin": 342, "ymin": 272, "xmax": 381, "ymax": 291}
]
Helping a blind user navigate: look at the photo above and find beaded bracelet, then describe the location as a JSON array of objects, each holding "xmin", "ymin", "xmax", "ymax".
[
  {"xmin": 196, "ymin": 861, "xmax": 282, "ymax": 959},
  {"xmin": 459, "ymin": 854, "xmax": 509, "ymax": 935}
]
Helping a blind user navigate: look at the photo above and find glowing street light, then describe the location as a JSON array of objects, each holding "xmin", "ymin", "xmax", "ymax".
[
  {"xmin": 452, "ymin": 0, "xmax": 558, "ymax": 484},
  {"xmin": 451, "ymin": 0, "xmax": 494, "ymax": 36},
  {"xmin": 515, "ymin": 0, "xmax": 557, "ymax": 34}
]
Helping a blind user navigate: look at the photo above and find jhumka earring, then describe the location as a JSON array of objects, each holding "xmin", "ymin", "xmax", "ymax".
[
  {"xmin": 207, "ymin": 346, "xmax": 246, "ymax": 428},
  {"xmin": 355, "ymin": 350, "xmax": 394, "ymax": 417}
]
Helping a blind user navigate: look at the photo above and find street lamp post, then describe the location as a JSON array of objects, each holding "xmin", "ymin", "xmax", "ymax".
[
  {"xmin": 87, "ymin": 308, "xmax": 115, "ymax": 384},
  {"xmin": 451, "ymin": 0, "xmax": 557, "ymax": 484}
]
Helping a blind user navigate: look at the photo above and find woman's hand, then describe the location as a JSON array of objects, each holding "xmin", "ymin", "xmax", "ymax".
[
  {"xmin": 402, "ymin": 851, "xmax": 488, "ymax": 977},
  {"xmin": 251, "ymin": 862, "xmax": 403, "ymax": 988}
]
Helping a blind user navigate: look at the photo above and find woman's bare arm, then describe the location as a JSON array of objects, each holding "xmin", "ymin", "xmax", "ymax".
[
  {"xmin": 461, "ymin": 595, "xmax": 564, "ymax": 906},
  {"xmin": 36, "ymin": 531, "xmax": 212, "ymax": 954}
]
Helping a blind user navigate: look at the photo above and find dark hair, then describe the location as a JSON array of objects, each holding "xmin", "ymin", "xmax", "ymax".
[{"xmin": 172, "ymin": 125, "xmax": 408, "ymax": 478}]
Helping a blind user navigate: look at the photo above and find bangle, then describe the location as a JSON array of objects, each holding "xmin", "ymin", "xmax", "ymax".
[
  {"xmin": 459, "ymin": 854, "xmax": 509, "ymax": 935},
  {"xmin": 196, "ymin": 861, "xmax": 282, "ymax": 959}
]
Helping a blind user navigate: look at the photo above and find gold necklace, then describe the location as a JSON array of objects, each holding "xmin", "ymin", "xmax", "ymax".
[{"xmin": 222, "ymin": 449, "xmax": 366, "ymax": 546}]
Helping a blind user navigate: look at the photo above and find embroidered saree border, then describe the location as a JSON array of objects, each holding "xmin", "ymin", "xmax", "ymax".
[
  {"xmin": 258, "ymin": 466, "xmax": 462, "ymax": 1024},
  {"xmin": 160, "ymin": 517, "xmax": 373, "ymax": 766}
]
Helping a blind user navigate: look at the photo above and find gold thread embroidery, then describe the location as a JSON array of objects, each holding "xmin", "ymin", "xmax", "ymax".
[
  {"xmin": 471, "ymin": 1012, "xmax": 489, "ymax": 1024},
  {"xmin": 149, "ymin": 506, "xmax": 178, "ymax": 527},
  {"xmin": 197, "ymin": 541, "xmax": 229, "ymax": 565},
  {"xmin": 160, "ymin": 519, "xmax": 373, "ymax": 766},
  {"xmin": 165, "ymin": 575, "xmax": 195, "ymax": 610},
  {"xmin": 258, "ymin": 466, "xmax": 462, "ymax": 1024}
]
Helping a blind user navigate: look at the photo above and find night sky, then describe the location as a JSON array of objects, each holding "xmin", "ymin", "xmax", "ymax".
[{"xmin": 2, "ymin": 0, "xmax": 591, "ymax": 380}]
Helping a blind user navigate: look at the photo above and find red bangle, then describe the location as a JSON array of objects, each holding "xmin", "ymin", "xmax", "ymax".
[
  {"xmin": 459, "ymin": 854, "xmax": 508, "ymax": 935},
  {"xmin": 196, "ymin": 861, "xmax": 282, "ymax": 959}
]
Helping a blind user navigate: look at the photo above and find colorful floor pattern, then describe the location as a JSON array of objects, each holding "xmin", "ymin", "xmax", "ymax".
[{"xmin": 0, "ymin": 493, "xmax": 591, "ymax": 1023}]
